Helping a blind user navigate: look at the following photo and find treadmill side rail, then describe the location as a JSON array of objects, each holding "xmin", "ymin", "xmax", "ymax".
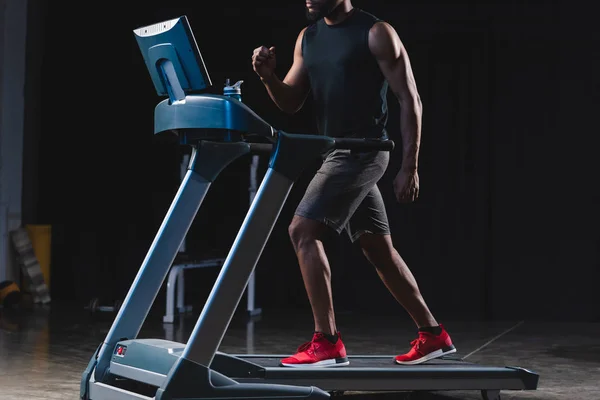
[
  {"xmin": 237, "ymin": 365, "xmax": 539, "ymax": 392},
  {"xmin": 210, "ymin": 351, "xmax": 266, "ymax": 378},
  {"xmin": 506, "ymin": 366, "xmax": 540, "ymax": 389}
]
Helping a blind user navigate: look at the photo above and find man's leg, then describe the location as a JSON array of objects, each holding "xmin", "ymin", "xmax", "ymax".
[
  {"xmin": 348, "ymin": 186, "xmax": 456, "ymax": 364},
  {"xmin": 288, "ymin": 215, "xmax": 337, "ymax": 335},
  {"xmin": 279, "ymin": 149, "xmax": 387, "ymax": 367},
  {"xmin": 280, "ymin": 214, "xmax": 349, "ymax": 368},
  {"xmin": 358, "ymin": 232, "xmax": 437, "ymax": 328}
]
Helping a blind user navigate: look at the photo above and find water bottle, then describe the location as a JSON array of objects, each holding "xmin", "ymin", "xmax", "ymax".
[
  {"xmin": 222, "ymin": 79, "xmax": 244, "ymax": 142},
  {"xmin": 223, "ymin": 78, "xmax": 243, "ymax": 101}
]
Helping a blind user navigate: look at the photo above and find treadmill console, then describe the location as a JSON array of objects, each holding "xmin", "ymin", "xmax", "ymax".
[{"xmin": 154, "ymin": 94, "xmax": 277, "ymax": 143}]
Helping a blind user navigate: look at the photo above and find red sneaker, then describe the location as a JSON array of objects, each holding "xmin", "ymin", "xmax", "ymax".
[
  {"xmin": 280, "ymin": 332, "xmax": 349, "ymax": 367},
  {"xmin": 395, "ymin": 325, "xmax": 456, "ymax": 365}
]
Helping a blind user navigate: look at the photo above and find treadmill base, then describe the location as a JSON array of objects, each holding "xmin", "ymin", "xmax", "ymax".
[{"xmin": 105, "ymin": 340, "xmax": 538, "ymax": 399}]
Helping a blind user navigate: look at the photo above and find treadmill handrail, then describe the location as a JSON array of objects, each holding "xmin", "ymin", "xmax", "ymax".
[
  {"xmin": 333, "ymin": 137, "xmax": 395, "ymax": 151},
  {"xmin": 248, "ymin": 137, "xmax": 395, "ymax": 154}
]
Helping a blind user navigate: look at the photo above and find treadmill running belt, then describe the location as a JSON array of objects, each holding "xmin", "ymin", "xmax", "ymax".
[
  {"xmin": 240, "ymin": 355, "xmax": 468, "ymax": 368},
  {"xmin": 214, "ymin": 354, "xmax": 540, "ymax": 392}
]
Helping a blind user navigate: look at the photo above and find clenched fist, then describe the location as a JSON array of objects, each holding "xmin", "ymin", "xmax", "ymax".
[{"xmin": 252, "ymin": 46, "xmax": 276, "ymax": 80}]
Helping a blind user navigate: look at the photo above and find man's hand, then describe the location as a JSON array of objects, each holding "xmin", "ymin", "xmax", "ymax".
[
  {"xmin": 252, "ymin": 46, "xmax": 277, "ymax": 81},
  {"xmin": 393, "ymin": 168, "xmax": 419, "ymax": 203}
]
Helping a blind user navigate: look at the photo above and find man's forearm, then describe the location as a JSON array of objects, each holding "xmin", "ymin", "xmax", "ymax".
[
  {"xmin": 399, "ymin": 97, "xmax": 422, "ymax": 171},
  {"xmin": 261, "ymin": 74, "xmax": 303, "ymax": 114}
]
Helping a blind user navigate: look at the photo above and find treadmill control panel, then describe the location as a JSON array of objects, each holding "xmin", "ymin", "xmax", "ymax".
[{"xmin": 114, "ymin": 344, "xmax": 127, "ymax": 357}]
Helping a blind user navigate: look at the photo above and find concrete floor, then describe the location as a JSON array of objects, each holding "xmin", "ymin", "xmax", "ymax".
[{"xmin": 0, "ymin": 303, "xmax": 598, "ymax": 400}]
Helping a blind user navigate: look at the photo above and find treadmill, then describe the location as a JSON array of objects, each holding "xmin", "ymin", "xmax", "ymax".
[{"xmin": 80, "ymin": 15, "xmax": 539, "ymax": 400}]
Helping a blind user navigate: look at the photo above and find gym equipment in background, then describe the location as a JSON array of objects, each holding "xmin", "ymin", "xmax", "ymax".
[
  {"xmin": 163, "ymin": 139, "xmax": 261, "ymax": 324},
  {"xmin": 85, "ymin": 297, "xmax": 123, "ymax": 314},
  {"xmin": 9, "ymin": 227, "xmax": 50, "ymax": 305},
  {"xmin": 0, "ymin": 280, "xmax": 21, "ymax": 308}
]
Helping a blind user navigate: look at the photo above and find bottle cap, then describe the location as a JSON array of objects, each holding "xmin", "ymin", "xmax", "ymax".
[{"xmin": 224, "ymin": 79, "xmax": 244, "ymax": 95}]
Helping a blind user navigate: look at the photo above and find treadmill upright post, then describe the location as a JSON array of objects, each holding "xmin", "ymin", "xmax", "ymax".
[
  {"xmin": 156, "ymin": 132, "xmax": 335, "ymax": 399},
  {"xmin": 90, "ymin": 141, "xmax": 251, "ymax": 384}
]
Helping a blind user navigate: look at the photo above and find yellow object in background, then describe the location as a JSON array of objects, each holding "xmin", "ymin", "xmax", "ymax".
[{"xmin": 25, "ymin": 225, "xmax": 52, "ymax": 290}]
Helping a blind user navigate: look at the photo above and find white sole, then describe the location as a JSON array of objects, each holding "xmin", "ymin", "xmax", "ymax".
[
  {"xmin": 395, "ymin": 347, "xmax": 457, "ymax": 365},
  {"xmin": 281, "ymin": 359, "xmax": 350, "ymax": 368}
]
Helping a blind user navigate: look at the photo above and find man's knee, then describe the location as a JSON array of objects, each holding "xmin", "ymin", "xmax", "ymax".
[
  {"xmin": 288, "ymin": 215, "xmax": 326, "ymax": 250},
  {"xmin": 358, "ymin": 233, "xmax": 394, "ymax": 264}
]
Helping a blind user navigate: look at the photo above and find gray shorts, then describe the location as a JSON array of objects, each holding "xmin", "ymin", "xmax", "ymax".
[{"xmin": 294, "ymin": 149, "xmax": 391, "ymax": 242}]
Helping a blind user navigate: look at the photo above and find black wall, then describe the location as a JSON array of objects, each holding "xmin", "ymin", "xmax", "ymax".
[{"xmin": 23, "ymin": 1, "xmax": 599, "ymax": 321}]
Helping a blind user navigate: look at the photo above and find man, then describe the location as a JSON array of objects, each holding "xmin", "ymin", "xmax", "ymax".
[{"xmin": 252, "ymin": 0, "xmax": 456, "ymax": 367}]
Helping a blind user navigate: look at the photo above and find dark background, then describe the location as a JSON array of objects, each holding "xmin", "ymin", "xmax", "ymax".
[{"xmin": 20, "ymin": 1, "xmax": 599, "ymax": 322}]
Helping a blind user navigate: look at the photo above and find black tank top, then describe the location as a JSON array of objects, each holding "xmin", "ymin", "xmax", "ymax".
[{"xmin": 302, "ymin": 8, "xmax": 388, "ymax": 139}]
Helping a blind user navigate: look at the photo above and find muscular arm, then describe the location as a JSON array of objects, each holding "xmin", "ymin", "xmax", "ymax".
[
  {"xmin": 369, "ymin": 22, "xmax": 422, "ymax": 171},
  {"xmin": 261, "ymin": 28, "xmax": 311, "ymax": 114}
]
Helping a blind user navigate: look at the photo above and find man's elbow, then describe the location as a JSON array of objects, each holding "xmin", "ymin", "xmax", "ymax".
[
  {"xmin": 280, "ymin": 105, "xmax": 300, "ymax": 115},
  {"xmin": 275, "ymin": 100, "xmax": 300, "ymax": 115},
  {"xmin": 284, "ymin": 98, "xmax": 306, "ymax": 115},
  {"xmin": 278, "ymin": 105, "xmax": 295, "ymax": 115}
]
